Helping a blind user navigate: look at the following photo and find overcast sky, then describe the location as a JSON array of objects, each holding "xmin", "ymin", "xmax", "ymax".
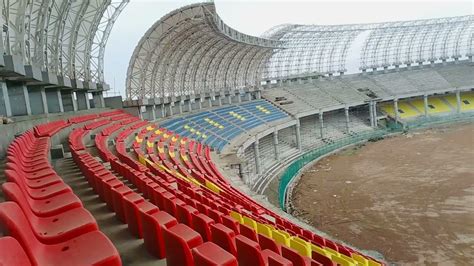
[{"xmin": 104, "ymin": 0, "xmax": 473, "ymax": 97}]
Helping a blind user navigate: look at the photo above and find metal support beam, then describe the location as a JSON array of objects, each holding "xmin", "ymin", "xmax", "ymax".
[{"xmin": 273, "ymin": 131, "xmax": 280, "ymax": 161}]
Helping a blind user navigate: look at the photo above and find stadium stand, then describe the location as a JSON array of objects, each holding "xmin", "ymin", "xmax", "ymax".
[{"xmin": 160, "ymin": 99, "xmax": 289, "ymax": 151}]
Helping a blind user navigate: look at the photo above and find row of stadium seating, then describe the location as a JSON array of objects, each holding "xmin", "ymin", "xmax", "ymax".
[
  {"xmin": 380, "ymin": 92, "xmax": 474, "ymax": 119},
  {"xmin": 160, "ymin": 99, "xmax": 288, "ymax": 151},
  {"xmin": 131, "ymin": 121, "xmax": 383, "ymax": 265},
  {"xmin": 1, "ymin": 110, "xmax": 383, "ymax": 265},
  {"xmin": 0, "ymin": 113, "xmax": 123, "ymax": 265}
]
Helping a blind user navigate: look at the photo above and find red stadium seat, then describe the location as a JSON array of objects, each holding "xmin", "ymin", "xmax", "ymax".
[
  {"xmin": 2, "ymin": 182, "xmax": 97, "ymax": 244},
  {"xmin": 141, "ymin": 210, "xmax": 178, "ymax": 258},
  {"xmin": 163, "ymin": 223, "xmax": 204, "ymax": 266},
  {"xmin": 211, "ymin": 223, "xmax": 237, "ymax": 256},
  {"xmin": 0, "ymin": 237, "xmax": 32, "ymax": 266},
  {"xmin": 176, "ymin": 204, "xmax": 198, "ymax": 226},
  {"xmin": 258, "ymin": 233, "xmax": 281, "ymax": 254},
  {"xmin": 2, "ymin": 182, "xmax": 82, "ymax": 218},
  {"xmin": 239, "ymin": 223, "xmax": 258, "ymax": 242},
  {"xmin": 191, "ymin": 241, "xmax": 238, "ymax": 266},
  {"xmin": 191, "ymin": 212, "xmax": 215, "ymax": 242},
  {"xmin": 0, "ymin": 202, "xmax": 121, "ymax": 266}
]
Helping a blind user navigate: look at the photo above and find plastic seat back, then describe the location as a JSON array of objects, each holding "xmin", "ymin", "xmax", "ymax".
[
  {"xmin": 191, "ymin": 242, "xmax": 238, "ymax": 266},
  {"xmin": 163, "ymin": 224, "xmax": 203, "ymax": 266},
  {"xmin": 235, "ymin": 235, "xmax": 266, "ymax": 266}
]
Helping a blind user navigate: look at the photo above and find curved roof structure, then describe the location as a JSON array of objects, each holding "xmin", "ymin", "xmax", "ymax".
[
  {"xmin": 1, "ymin": 0, "xmax": 128, "ymax": 85},
  {"xmin": 126, "ymin": 2, "xmax": 473, "ymax": 100}
]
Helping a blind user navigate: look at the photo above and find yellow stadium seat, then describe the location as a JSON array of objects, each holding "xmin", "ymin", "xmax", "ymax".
[
  {"xmin": 311, "ymin": 244, "xmax": 330, "ymax": 257},
  {"xmin": 242, "ymin": 216, "xmax": 257, "ymax": 230},
  {"xmin": 289, "ymin": 237, "xmax": 311, "ymax": 257},
  {"xmin": 256, "ymin": 223, "xmax": 272, "ymax": 238},
  {"xmin": 368, "ymin": 259, "xmax": 382, "ymax": 266},
  {"xmin": 271, "ymin": 229, "xmax": 290, "ymax": 246},
  {"xmin": 230, "ymin": 211, "xmax": 243, "ymax": 224},
  {"xmin": 352, "ymin": 253, "xmax": 369, "ymax": 266},
  {"xmin": 205, "ymin": 180, "xmax": 221, "ymax": 194},
  {"xmin": 331, "ymin": 254, "xmax": 356, "ymax": 266}
]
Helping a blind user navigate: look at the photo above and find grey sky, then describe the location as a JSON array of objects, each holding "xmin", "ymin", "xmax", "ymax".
[{"xmin": 104, "ymin": 0, "xmax": 473, "ymax": 98}]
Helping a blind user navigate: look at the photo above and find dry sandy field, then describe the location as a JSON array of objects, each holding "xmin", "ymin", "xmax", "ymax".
[{"xmin": 291, "ymin": 123, "xmax": 474, "ymax": 265}]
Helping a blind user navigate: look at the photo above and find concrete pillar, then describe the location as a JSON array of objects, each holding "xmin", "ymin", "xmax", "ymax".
[
  {"xmin": 218, "ymin": 96, "xmax": 222, "ymax": 106},
  {"xmin": 72, "ymin": 91, "xmax": 78, "ymax": 111},
  {"xmin": 237, "ymin": 93, "xmax": 242, "ymax": 103},
  {"xmin": 198, "ymin": 99, "xmax": 202, "ymax": 110},
  {"xmin": 188, "ymin": 100, "xmax": 192, "ymax": 112},
  {"xmin": 273, "ymin": 131, "xmax": 280, "ymax": 161},
  {"xmin": 76, "ymin": 91, "xmax": 90, "ymax": 110},
  {"xmin": 247, "ymin": 92, "xmax": 252, "ymax": 101},
  {"xmin": 373, "ymin": 101, "xmax": 378, "ymax": 127},
  {"xmin": 256, "ymin": 91, "xmax": 261, "ymax": 99},
  {"xmin": 394, "ymin": 99, "xmax": 399, "ymax": 124},
  {"xmin": 369, "ymin": 102, "xmax": 375, "ymax": 127},
  {"xmin": 169, "ymin": 103, "xmax": 174, "ymax": 116},
  {"xmin": 208, "ymin": 98, "xmax": 212, "ymax": 108},
  {"xmin": 254, "ymin": 138, "xmax": 261, "ymax": 175},
  {"xmin": 319, "ymin": 112, "xmax": 324, "ymax": 138},
  {"xmin": 23, "ymin": 85, "xmax": 32, "ymax": 115},
  {"xmin": 0, "ymin": 81, "xmax": 12, "ymax": 117},
  {"xmin": 56, "ymin": 89, "xmax": 64, "ymax": 113},
  {"xmin": 93, "ymin": 92, "xmax": 104, "ymax": 108},
  {"xmin": 152, "ymin": 105, "xmax": 157, "ymax": 120},
  {"xmin": 178, "ymin": 101, "xmax": 183, "ymax": 114},
  {"xmin": 161, "ymin": 104, "xmax": 165, "ymax": 118},
  {"xmin": 423, "ymin": 95, "xmax": 429, "ymax": 117},
  {"xmin": 456, "ymin": 90, "xmax": 461, "ymax": 113},
  {"xmin": 295, "ymin": 122, "xmax": 302, "ymax": 151},
  {"xmin": 40, "ymin": 88, "xmax": 48, "ymax": 114},
  {"xmin": 344, "ymin": 107, "xmax": 350, "ymax": 133}
]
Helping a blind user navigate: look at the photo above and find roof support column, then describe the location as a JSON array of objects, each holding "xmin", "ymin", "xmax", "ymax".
[
  {"xmin": 345, "ymin": 107, "xmax": 350, "ymax": 133},
  {"xmin": 254, "ymin": 137, "xmax": 261, "ymax": 176},
  {"xmin": 273, "ymin": 130, "xmax": 280, "ymax": 162},
  {"xmin": 76, "ymin": 91, "xmax": 90, "ymax": 110},
  {"xmin": 319, "ymin": 112, "xmax": 324, "ymax": 138},
  {"xmin": 178, "ymin": 101, "xmax": 183, "ymax": 114},
  {"xmin": 373, "ymin": 101, "xmax": 378, "ymax": 127},
  {"xmin": 228, "ymin": 94, "xmax": 232, "ymax": 105},
  {"xmin": 423, "ymin": 95, "xmax": 429, "ymax": 117},
  {"xmin": 198, "ymin": 99, "xmax": 202, "ymax": 110},
  {"xmin": 0, "ymin": 82, "xmax": 12, "ymax": 117},
  {"xmin": 40, "ymin": 88, "xmax": 49, "ymax": 114},
  {"xmin": 295, "ymin": 120, "xmax": 302, "ymax": 152},
  {"xmin": 160, "ymin": 104, "xmax": 165, "ymax": 118},
  {"xmin": 208, "ymin": 98, "xmax": 212, "ymax": 108},
  {"xmin": 369, "ymin": 102, "xmax": 374, "ymax": 127},
  {"xmin": 218, "ymin": 96, "xmax": 222, "ymax": 106},
  {"xmin": 152, "ymin": 105, "xmax": 157, "ymax": 121},
  {"xmin": 394, "ymin": 99, "xmax": 399, "ymax": 124},
  {"xmin": 169, "ymin": 103, "xmax": 174, "ymax": 116},
  {"xmin": 57, "ymin": 89, "xmax": 64, "ymax": 113},
  {"xmin": 456, "ymin": 90, "xmax": 461, "ymax": 113},
  {"xmin": 188, "ymin": 100, "xmax": 192, "ymax": 112}
]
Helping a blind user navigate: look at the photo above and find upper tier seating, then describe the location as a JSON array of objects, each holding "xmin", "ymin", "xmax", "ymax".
[{"xmin": 160, "ymin": 99, "xmax": 289, "ymax": 151}]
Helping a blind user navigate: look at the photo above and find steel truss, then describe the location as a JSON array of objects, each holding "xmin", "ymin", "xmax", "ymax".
[
  {"xmin": 0, "ymin": 0, "xmax": 128, "ymax": 84},
  {"xmin": 126, "ymin": 2, "xmax": 473, "ymax": 100}
]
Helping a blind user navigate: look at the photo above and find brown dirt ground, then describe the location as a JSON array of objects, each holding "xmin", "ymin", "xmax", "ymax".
[{"xmin": 292, "ymin": 123, "xmax": 474, "ymax": 265}]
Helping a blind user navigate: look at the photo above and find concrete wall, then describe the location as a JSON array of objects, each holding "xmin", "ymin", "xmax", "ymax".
[
  {"xmin": 46, "ymin": 89, "xmax": 61, "ymax": 113},
  {"xmin": 104, "ymin": 96, "xmax": 123, "ymax": 109},
  {"xmin": 27, "ymin": 87, "xmax": 45, "ymax": 115}
]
